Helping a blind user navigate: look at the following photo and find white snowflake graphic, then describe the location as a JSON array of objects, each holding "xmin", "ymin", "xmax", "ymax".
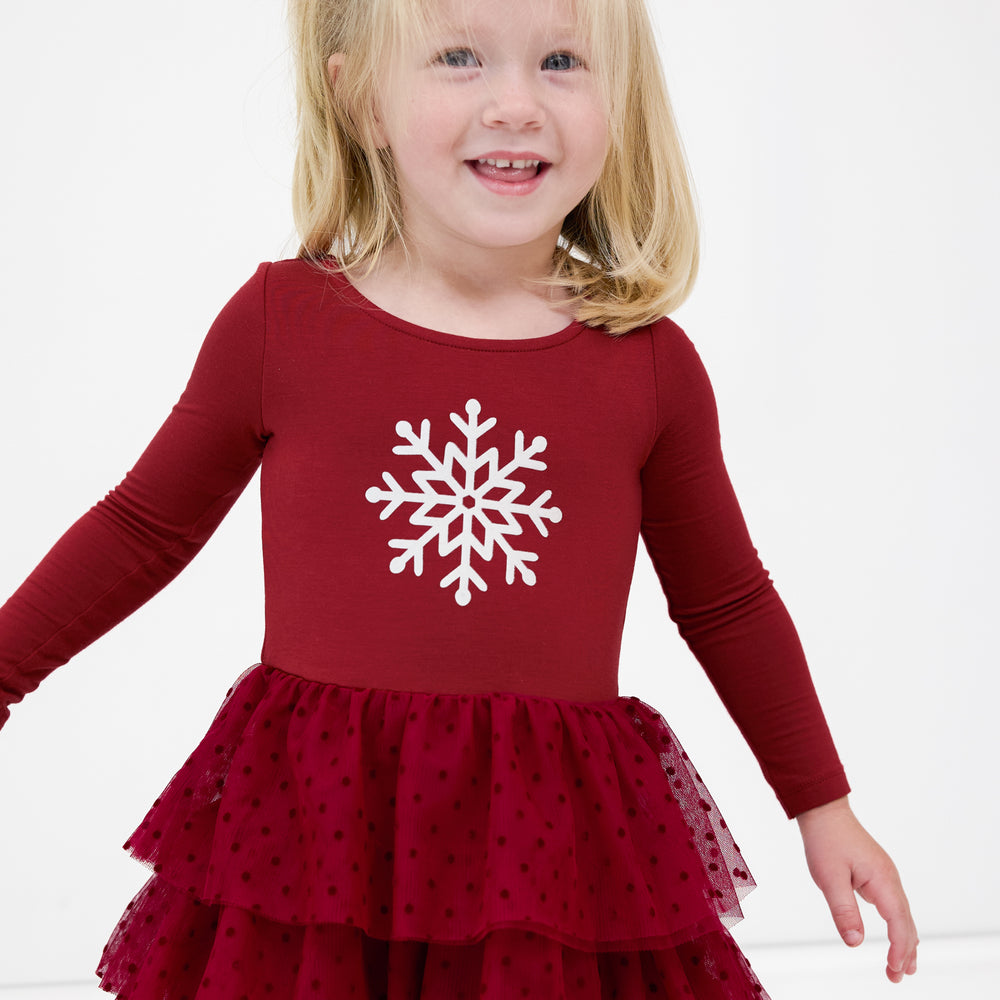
[{"xmin": 365, "ymin": 399, "xmax": 562, "ymax": 606}]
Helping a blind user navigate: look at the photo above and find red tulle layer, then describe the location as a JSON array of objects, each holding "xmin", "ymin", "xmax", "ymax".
[{"xmin": 96, "ymin": 664, "xmax": 770, "ymax": 999}]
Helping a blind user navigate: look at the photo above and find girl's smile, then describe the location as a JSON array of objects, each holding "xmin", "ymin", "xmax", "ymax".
[{"xmin": 467, "ymin": 152, "xmax": 551, "ymax": 194}]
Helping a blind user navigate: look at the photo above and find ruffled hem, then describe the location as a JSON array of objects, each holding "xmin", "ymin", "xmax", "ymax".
[
  {"xmin": 98, "ymin": 877, "xmax": 768, "ymax": 999},
  {"xmin": 97, "ymin": 664, "xmax": 770, "ymax": 999}
]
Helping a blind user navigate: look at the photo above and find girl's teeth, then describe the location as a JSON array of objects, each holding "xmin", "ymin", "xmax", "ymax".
[{"xmin": 478, "ymin": 158, "xmax": 541, "ymax": 169}]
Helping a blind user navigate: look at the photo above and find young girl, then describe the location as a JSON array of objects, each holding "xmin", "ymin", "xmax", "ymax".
[{"xmin": 0, "ymin": 0, "xmax": 918, "ymax": 996}]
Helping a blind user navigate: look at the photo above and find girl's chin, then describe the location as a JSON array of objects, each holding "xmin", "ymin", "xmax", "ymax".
[{"xmin": 450, "ymin": 230, "xmax": 564, "ymax": 258}]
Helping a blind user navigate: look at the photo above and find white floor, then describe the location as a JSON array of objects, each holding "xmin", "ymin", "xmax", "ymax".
[
  {"xmin": 2, "ymin": 935, "xmax": 995, "ymax": 1000},
  {"xmin": 748, "ymin": 934, "xmax": 997, "ymax": 999}
]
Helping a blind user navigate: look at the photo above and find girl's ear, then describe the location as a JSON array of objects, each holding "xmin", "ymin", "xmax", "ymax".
[
  {"xmin": 327, "ymin": 52, "xmax": 345, "ymax": 88},
  {"xmin": 326, "ymin": 52, "xmax": 389, "ymax": 149}
]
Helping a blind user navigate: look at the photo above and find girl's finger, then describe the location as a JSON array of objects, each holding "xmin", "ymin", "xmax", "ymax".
[
  {"xmin": 862, "ymin": 869, "xmax": 919, "ymax": 979},
  {"xmin": 859, "ymin": 870, "xmax": 918, "ymax": 982},
  {"xmin": 819, "ymin": 876, "xmax": 866, "ymax": 947}
]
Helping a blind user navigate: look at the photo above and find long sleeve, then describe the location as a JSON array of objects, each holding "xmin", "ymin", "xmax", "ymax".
[
  {"xmin": 640, "ymin": 324, "xmax": 850, "ymax": 818},
  {"xmin": 0, "ymin": 263, "xmax": 271, "ymax": 729}
]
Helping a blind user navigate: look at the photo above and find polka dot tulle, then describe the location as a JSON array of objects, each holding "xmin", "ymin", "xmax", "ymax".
[{"xmin": 96, "ymin": 664, "xmax": 771, "ymax": 999}]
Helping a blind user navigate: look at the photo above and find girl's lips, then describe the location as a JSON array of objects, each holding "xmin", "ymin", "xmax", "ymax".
[{"xmin": 466, "ymin": 160, "xmax": 550, "ymax": 195}]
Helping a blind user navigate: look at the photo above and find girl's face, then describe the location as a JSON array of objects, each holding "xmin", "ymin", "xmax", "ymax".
[{"xmin": 371, "ymin": 0, "xmax": 609, "ymax": 267}]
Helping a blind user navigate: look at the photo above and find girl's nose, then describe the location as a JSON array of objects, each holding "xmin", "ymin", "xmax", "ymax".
[{"xmin": 482, "ymin": 71, "xmax": 546, "ymax": 129}]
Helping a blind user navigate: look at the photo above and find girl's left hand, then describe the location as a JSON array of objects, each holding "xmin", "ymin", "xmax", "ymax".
[{"xmin": 795, "ymin": 795, "xmax": 919, "ymax": 983}]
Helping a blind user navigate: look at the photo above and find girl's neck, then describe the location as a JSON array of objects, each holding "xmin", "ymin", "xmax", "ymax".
[{"xmin": 348, "ymin": 241, "xmax": 574, "ymax": 340}]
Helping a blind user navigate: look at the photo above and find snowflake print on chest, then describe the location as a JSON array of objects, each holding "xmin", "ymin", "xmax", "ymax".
[{"xmin": 365, "ymin": 399, "xmax": 562, "ymax": 606}]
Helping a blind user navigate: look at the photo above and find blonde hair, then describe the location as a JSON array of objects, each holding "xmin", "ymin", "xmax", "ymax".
[{"xmin": 290, "ymin": 0, "xmax": 699, "ymax": 334}]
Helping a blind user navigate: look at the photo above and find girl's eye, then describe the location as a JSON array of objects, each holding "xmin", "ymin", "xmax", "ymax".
[
  {"xmin": 435, "ymin": 48, "xmax": 480, "ymax": 69},
  {"xmin": 542, "ymin": 52, "xmax": 582, "ymax": 71}
]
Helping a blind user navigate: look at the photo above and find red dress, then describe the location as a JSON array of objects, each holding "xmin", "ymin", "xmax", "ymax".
[{"xmin": 0, "ymin": 260, "xmax": 849, "ymax": 999}]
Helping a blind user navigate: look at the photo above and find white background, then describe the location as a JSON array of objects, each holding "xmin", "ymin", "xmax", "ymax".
[{"xmin": 0, "ymin": 0, "xmax": 997, "ymax": 992}]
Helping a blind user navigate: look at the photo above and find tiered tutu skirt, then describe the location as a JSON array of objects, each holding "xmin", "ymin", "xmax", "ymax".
[{"xmin": 96, "ymin": 664, "xmax": 770, "ymax": 999}]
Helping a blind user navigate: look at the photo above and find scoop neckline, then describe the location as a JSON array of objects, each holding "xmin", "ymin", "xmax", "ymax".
[{"xmin": 321, "ymin": 261, "xmax": 588, "ymax": 352}]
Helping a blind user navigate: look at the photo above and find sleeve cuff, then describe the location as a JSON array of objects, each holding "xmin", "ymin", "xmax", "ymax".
[{"xmin": 778, "ymin": 770, "xmax": 851, "ymax": 819}]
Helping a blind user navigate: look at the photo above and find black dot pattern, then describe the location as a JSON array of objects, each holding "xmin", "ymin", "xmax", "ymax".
[{"xmin": 96, "ymin": 664, "xmax": 770, "ymax": 998}]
